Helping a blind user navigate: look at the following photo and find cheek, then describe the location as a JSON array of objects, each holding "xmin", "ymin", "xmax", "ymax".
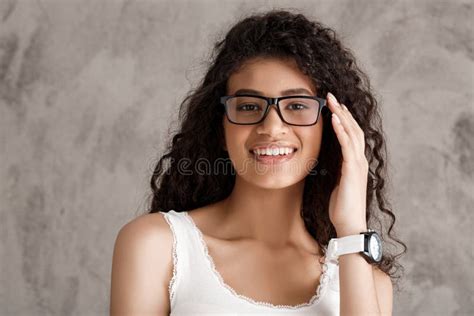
[
  {"xmin": 224, "ymin": 124, "xmax": 251, "ymax": 155},
  {"xmin": 299, "ymin": 126, "xmax": 323, "ymax": 156}
]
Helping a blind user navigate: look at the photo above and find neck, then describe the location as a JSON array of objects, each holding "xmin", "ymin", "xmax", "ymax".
[{"xmin": 219, "ymin": 176, "xmax": 317, "ymax": 251}]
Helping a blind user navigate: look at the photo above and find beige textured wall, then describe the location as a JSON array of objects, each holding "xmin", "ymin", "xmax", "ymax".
[{"xmin": 1, "ymin": 0, "xmax": 472, "ymax": 315}]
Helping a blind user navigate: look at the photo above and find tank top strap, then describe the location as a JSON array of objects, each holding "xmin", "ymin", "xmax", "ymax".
[{"xmin": 160, "ymin": 210, "xmax": 213, "ymax": 309}]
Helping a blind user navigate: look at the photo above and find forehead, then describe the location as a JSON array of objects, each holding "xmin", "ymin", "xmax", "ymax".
[{"xmin": 226, "ymin": 57, "xmax": 316, "ymax": 96}]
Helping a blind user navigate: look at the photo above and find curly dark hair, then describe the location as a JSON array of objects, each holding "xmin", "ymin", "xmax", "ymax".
[{"xmin": 147, "ymin": 9, "xmax": 407, "ymax": 290}]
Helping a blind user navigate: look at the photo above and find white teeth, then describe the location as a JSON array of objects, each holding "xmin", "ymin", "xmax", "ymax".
[{"xmin": 253, "ymin": 147, "xmax": 295, "ymax": 156}]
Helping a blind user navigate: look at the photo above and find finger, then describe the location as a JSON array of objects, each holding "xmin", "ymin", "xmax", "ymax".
[
  {"xmin": 341, "ymin": 104, "xmax": 363, "ymax": 139},
  {"xmin": 339, "ymin": 104, "xmax": 363, "ymax": 151},
  {"xmin": 340, "ymin": 104, "xmax": 366, "ymax": 156},
  {"xmin": 327, "ymin": 93, "xmax": 357, "ymax": 139},
  {"xmin": 331, "ymin": 113, "xmax": 355, "ymax": 161},
  {"xmin": 338, "ymin": 104, "xmax": 360, "ymax": 145},
  {"xmin": 327, "ymin": 93, "xmax": 358, "ymax": 155}
]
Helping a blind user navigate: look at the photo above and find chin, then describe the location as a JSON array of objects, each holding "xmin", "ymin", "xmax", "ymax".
[{"xmin": 240, "ymin": 173, "xmax": 305, "ymax": 190}]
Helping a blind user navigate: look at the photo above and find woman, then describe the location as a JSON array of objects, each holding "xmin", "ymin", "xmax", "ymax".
[{"xmin": 110, "ymin": 9, "xmax": 406, "ymax": 315}]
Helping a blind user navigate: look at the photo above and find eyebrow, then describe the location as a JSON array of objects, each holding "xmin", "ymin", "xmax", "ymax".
[{"xmin": 233, "ymin": 88, "xmax": 315, "ymax": 96}]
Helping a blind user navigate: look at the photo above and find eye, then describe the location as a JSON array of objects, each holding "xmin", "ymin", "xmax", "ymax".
[
  {"xmin": 287, "ymin": 103, "xmax": 309, "ymax": 110},
  {"xmin": 237, "ymin": 103, "xmax": 262, "ymax": 111}
]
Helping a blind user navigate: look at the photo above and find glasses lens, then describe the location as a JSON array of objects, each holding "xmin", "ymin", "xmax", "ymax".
[
  {"xmin": 279, "ymin": 97, "xmax": 320, "ymax": 125},
  {"xmin": 225, "ymin": 96, "xmax": 267, "ymax": 124}
]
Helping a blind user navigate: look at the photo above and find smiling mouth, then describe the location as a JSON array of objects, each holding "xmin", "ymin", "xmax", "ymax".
[
  {"xmin": 249, "ymin": 148, "xmax": 298, "ymax": 156},
  {"xmin": 248, "ymin": 148, "xmax": 298, "ymax": 164}
]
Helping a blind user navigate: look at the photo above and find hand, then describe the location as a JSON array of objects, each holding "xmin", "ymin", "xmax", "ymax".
[{"xmin": 326, "ymin": 92, "xmax": 369, "ymax": 237}]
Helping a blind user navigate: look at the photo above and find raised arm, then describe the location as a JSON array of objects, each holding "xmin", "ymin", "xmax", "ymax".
[{"xmin": 326, "ymin": 92, "xmax": 393, "ymax": 315}]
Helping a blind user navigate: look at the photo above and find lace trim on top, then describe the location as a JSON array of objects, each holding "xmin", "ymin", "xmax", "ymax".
[
  {"xmin": 162, "ymin": 212, "xmax": 179, "ymax": 304},
  {"xmin": 183, "ymin": 211, "xmax": 331, "ymax": 310}
]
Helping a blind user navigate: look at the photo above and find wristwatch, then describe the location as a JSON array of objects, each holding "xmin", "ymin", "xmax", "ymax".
[{"xmin": 326, "ymin": 229, "xmax": 382, "ymax": 264}]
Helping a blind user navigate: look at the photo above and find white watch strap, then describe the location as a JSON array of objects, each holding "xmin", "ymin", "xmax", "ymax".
[{"xmin": 326, "ymin": 234, "xmax": 365, "ymax": 262}]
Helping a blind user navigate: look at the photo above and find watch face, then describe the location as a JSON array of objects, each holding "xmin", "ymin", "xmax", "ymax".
[{"xmin": 369, "ymin": 234, "xmax": 382, "ymax": 261}]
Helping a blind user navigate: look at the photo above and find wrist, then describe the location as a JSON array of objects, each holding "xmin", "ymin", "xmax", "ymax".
[{"xmin": 327, "ymin": 227, "xmax": 383, "ymax": 264}]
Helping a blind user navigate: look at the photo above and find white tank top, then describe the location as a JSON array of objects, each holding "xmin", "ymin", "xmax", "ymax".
[{"xmin": 161, "ymin": 210, "xmax": 340, "ymax": 315}]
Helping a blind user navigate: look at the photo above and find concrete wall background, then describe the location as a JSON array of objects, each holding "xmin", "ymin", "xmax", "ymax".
[{"xmin": 0, "ymin": 0, "xmax": 472, "ymax": 315}]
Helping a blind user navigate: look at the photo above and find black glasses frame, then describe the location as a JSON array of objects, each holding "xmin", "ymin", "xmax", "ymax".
[{"xmin": 220, "ymin": 94, "xmax": 327, "ymax": 126}]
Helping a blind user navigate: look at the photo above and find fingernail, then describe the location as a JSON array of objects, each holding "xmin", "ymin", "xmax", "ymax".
[
  {"xmin": 332, "ymin": 113, "xmax": 341, "ymax": 124},
  {"xmin": 328, "ymin": 92, "xmax": 339, "ymax": 106},
  {"xmin": 342, "ymin": 104, "xmax": 348, "ymax": 111}
]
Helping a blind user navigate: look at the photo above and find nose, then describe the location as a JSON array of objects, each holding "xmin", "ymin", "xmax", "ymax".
[{"xmin": 256, "ymin": 103, "xmax": 289, "ymax": 136}]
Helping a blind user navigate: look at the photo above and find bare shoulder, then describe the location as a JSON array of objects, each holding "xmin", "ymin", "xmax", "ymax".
[
  {"xmin": 110, "ymin": 212, "xmax": 174, "ymax": 316},
  {"xmin": 373, "ymin": 266, "xmax": 393, "ymax": 316}
]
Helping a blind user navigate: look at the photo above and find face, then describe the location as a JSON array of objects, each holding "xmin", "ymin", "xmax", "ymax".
[{"xmin": 223, "ymin": 57, "xmax": 324, "ymax": 189}]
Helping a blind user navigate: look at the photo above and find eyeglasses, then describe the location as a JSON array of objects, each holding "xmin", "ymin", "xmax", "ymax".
[{"xmin": 220, "ymin": 94, "xmax": 327, "ymax": 126}]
